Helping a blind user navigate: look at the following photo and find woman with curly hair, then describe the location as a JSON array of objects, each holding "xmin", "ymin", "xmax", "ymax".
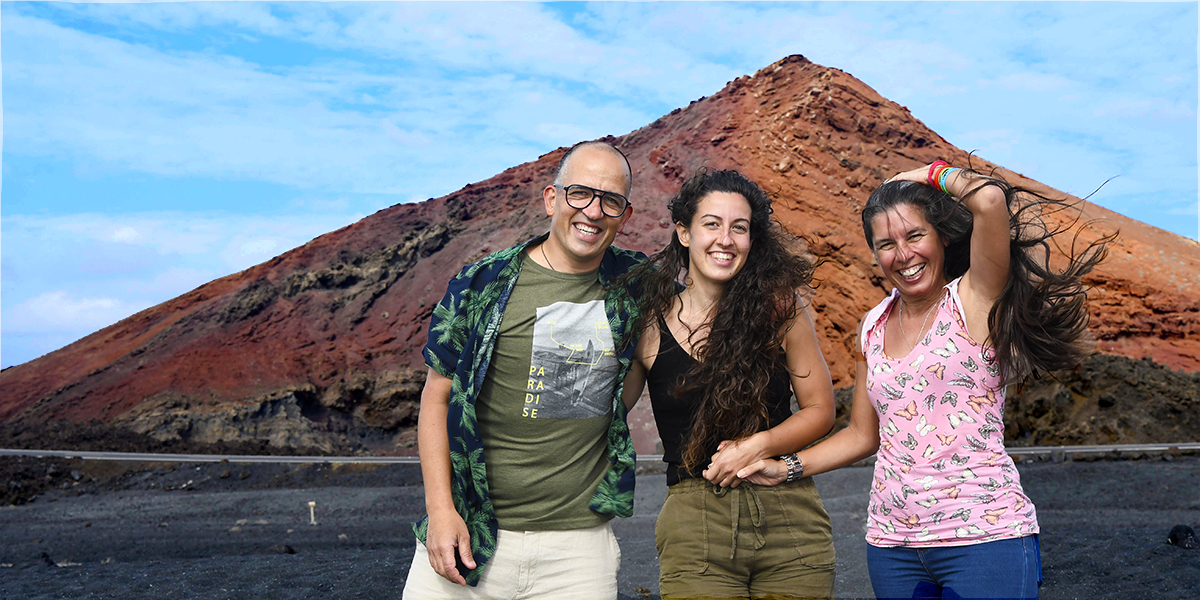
[
  {"xmin": 737, "ymin": 162, "xmax": 1113, "ymax": 599},
  {"xmin": 620, "ymin": 169, "xmax": 837, "ymax": 599}
]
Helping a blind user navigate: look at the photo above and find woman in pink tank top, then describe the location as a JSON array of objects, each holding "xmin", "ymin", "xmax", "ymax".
[{"xmin": 735, "ymin": 161, "xmax": 1112, "ymax": 598}]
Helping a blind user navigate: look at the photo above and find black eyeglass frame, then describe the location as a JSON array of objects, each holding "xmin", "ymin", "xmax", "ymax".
[{"xmin": 554, "ymin": 184, "xmax": 631, "ymax": 218}]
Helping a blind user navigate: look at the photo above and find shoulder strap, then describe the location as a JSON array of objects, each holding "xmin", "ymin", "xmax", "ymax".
[{"xmin": 860, "ymin": 290, "xmax": 897, "ymax": 353}]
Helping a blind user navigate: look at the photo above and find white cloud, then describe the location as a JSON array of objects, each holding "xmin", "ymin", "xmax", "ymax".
[
  {"xmin": 382, "ymin": 120, "xmax": 431, "ymax": 147},
  {"xmin": 5, "ymin": 291, "xmax": 150, "ymax": 335},
  {"xmin": 12, "ymin": 3, "xmax": 1187, "ymax": 214},
  {"xmin": 4, "ymin": 211, "xmax": 365, "ymax": 274},
  {"xmin": 3, "ymin": 8, "xmax": 668, "ymax": 203},
  {"xmin": 1093, "ymin": 98, "xmax": 1195, "ymax": 121},
  {"xmin": 1, "ymin": 0, "xmax": 1195, "ymax": 369},
  {"xmin": 990, "ymin": 72, "xmax": 1073, "ymax": 93},
  {"xmin": 5, "ymin": 15, "xmax": 357, "ymax": 181},
  {"xmin": 1, "ymin": 333, "xmax": 88, "ymax": 369},
  {"xmin": 949, "ymin": 128, "xmax": 1026, "ymax": 163},
  {"xmin": 64, "ymin": 2, "xmax": 287, "ymax": 33},
  {"xmin": 110, "ymin": 226, "xmax": 141, "ymax": 243},
  {"xmin": 536, "ymin": 122, "xmax": 601, "ymax": 146},
  {"xmin": 2, "ymin": 14, "xmax": 458, "ymax": 196},
  {"xmin": 131, "ymin": 267, "xmax": 218, "ymax": 297},
  {"xmin": 220, "ymin": 236, "xmax": 286, "ymax": 268},
  {"xmin": 1165, "ymin": 203, "xmax": 1199, "ymax": 217},
  {"xmin": 1, "ymin": 209, "xmax": 365, "ymax": 367}
]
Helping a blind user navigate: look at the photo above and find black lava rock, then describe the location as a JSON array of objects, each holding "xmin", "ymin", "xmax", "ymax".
[{"xmin": 1167, "ymin": 525, "xmax": 1196, "ymax": 549}]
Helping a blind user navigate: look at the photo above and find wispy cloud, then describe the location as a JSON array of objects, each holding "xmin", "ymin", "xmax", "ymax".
[
  {"xmin": 990, "ymin": 72, "xmax": 1074, "ymax": 93},
  {"xmin": 2, "ymin": 1, "xmax": 1195, "ymax": 369},
  {"xmin": 1093, "ymin": 97, "xmax": 1195, "ymax": 121},
  {"xmin": 1, "ymin": 210, "xmax": 364, "ymax": 366},
  {"xmin": 4, "ymin": 6, "xmax": 669, "ymax": 204},
  {"xmin": 9, "ymin": 3, "xmax": 1192, "ymax": 214},
  {"xmin": 6, "ymin": 291, "xmax": 150, "ymax": 336},
  {"xmin": 6, "ymin": 12, "xmax": 424, "ymax": 194}
]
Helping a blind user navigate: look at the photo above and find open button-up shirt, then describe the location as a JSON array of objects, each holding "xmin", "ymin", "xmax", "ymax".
[{"xmin": 415, "ymin": 234, "xmax": 645, "ymax": 585}]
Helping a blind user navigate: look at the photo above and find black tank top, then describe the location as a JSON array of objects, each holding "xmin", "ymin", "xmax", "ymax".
[{"xmin": 646, "ymin": 315, "xmax": 795, "ymax": 485}]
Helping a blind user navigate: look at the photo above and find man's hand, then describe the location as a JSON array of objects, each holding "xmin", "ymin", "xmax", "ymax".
[
  {"xmin": 416, "ymin": 369, "xmax": 475, "ymax": 586},
  {"xmin": 425, "ymin": 508, "xmax": 476, "ymax": 586}
]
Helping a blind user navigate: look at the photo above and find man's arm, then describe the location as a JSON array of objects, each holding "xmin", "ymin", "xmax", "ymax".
[
  {"xmin": 416, "ymin": 368, "xmax": 475, "ymax": 586},
  {"xmin": 620, "ymin": 321, "xmax": 656, "ymax": 411}
]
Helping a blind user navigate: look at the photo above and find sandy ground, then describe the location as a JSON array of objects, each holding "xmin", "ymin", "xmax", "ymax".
[{"xmin": 1, "ymin": 456, "xmax": 1197, "ymax": 599}]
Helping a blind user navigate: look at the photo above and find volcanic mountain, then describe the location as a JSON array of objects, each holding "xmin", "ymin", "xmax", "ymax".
[{"xmin": 2, "ymin": 56, "xmax": 1197, "ymax": 453}]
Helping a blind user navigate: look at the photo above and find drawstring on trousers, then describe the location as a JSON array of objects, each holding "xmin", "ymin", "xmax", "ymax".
[{"xmin": 712, "ymin": 483, "xmax": 766, "ymax": 559}]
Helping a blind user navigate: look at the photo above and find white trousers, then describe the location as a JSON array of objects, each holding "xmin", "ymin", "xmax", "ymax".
[{"xmin": 402, "ymin": 522, "xmax": 621, "ymax": 600}]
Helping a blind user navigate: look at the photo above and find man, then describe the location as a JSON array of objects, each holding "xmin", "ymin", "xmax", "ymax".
[{"xmin": 403, "ymin": 141, "xmax": 644, "ymax": 599}]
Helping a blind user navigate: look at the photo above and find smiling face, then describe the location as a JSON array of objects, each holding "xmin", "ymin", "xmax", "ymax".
[
  {"xmin": 677, "ymin": 191, "xmax": 753, "ymax": 289},
  {"xmin": 542, "ymin": 145, "xmax": 632, "ymax": 273},
  {"xmin": 869, "ymin": 202, "xmax": 949, "ymax": 301}
]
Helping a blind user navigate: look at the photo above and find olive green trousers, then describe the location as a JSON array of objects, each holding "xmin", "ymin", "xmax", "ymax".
[{"xmin": 656, "ymin": 477, "xmax": 835, "ymax": 600}]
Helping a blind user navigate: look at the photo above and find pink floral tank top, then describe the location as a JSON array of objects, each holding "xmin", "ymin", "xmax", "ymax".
[{"xmin": 862, "ymin": 278, "xmax": 1038, "ymax": 547}]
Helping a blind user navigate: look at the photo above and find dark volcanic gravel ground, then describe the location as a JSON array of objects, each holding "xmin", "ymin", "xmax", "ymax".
[{"xmin": 1, "ymin": 456, "xmax": 1198, "ymax": 599}]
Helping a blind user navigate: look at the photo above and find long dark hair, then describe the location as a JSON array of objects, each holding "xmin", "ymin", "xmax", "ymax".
[
  {"xmin": 861, "ymin": 168, "xmax": 1115, "ymax": 384},
  {"xmin": 620, "ymin": 169, "xmax": 818, "ymax": 473}
]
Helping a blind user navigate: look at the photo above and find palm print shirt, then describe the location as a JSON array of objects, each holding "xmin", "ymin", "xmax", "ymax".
[
  {"xmin": 416, "ymin": 233, "xmax": 645, "ymax": 585},
  {"xmin": 862, "ymin": 278, "xmax": 1039, "ymax": 548}
]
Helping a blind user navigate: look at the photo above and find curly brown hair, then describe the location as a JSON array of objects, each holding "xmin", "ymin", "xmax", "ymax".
[
  {"xmin": 862, "ymin": 167, "xmax": 1115, "ymax": 384},
  {"xmin": 619, "ymin": 169, "xmax": 820, "ymax": 473}
]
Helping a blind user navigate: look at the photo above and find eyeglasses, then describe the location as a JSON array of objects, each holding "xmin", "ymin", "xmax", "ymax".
[{"xmin": 554, "ymin": 184, "xmax": 631, "ymax": 218}]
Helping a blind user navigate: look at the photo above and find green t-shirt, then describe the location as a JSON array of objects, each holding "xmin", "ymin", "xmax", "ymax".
[{"xmin": 476, "ymin": 253, "xmax": 617, "ymax": 531}]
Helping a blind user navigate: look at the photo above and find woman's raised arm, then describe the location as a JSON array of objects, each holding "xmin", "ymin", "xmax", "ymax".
[{"xmin": 888, "ymin": 162, "xmax": 1012, "ymax": 339}]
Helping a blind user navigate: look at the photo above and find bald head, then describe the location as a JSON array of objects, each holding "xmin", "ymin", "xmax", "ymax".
[{"xmin": 554, "ymin": 141, "xmax": 632, "ymax": 197}]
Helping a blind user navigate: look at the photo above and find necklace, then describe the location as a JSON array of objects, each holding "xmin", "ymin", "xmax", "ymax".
[
  {"xmin": 899, "ymin": 297, "xmax": 938, "ymax": 350},
  {"xmin": 539, "ymin": 242, "xmax": 558, "ymax": 272}
]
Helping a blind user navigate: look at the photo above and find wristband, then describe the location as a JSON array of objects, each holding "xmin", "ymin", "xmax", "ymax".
[
  {"xmin": 778, "ymin": 452, "xmax": 805, "ymax": 482},
  {"xmin": 927, "ymin": 160, "xmax": 950, "ymax": 187},
  {"xmin": 938, "ymin": 167, "xmax": 959, "ymax": 195}
]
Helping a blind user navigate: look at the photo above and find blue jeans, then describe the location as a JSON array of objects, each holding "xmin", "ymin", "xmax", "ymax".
[{"xmin": 867, "ymin": 535, "xmax": 1042, "ymax": 599}]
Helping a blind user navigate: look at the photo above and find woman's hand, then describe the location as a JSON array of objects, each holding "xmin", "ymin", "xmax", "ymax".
[
  {"xmin": 885, "ymin": 164, "xmax": 931, "ymax": 186},
  {"xmin": 734, "ymin": 457, "xmax": 789, "ymax": 486},
  {"xmin": 887, "ymin": 161, "xmax": 985, "ymax": 200},
  {"xmin": 703, "ymin": 436, "xmax": 768, "ymax": 488}
]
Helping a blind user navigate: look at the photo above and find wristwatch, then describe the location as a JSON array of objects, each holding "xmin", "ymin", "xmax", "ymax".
[{"xmin": 779, "ymin": 452, "xmax": 804, "ymax": 482}]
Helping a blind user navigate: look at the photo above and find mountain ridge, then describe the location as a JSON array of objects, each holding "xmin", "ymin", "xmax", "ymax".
[{"xmin": 3, "ymin": 55, "xmax": 1197, "ymax": 453}]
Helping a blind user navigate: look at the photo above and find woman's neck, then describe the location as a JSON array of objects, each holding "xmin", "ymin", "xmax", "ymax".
[
  {"xmin": 898, "ymin": 292, "xmax": 941, "ymax": 316},
  {"xmin": 678, "ymin": 280, "xmax": 724, "ymax": 326}
]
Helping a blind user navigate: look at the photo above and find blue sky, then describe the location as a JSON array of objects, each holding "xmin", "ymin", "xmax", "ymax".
[{"xmin": 2, "ymin": 1, "xmax": 1197, "ymax": 369}]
